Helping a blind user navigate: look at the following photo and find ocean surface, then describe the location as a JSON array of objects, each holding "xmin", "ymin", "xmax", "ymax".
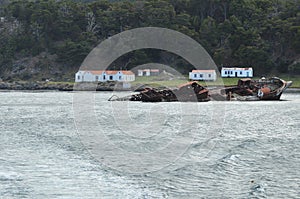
[{"xmin": 0, "ymin": 91, "xmax": 299, "ymax": 198}]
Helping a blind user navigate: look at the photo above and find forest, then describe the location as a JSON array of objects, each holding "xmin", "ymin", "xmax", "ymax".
[{"xmin": 0, "ymin": 0, "xmax": 299, "ymax": 81}]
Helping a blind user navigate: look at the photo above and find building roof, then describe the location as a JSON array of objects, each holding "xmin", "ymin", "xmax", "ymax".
[
  {"xmin": 89, "ymin": 70, "xmax": 104, "ymax": 75},
  {"xmin": 104, "ymin": 71, "xmax": 119, "ymax": 75},
  {"xmin": 222, "ymin": 67, "xmax": 252, "ymax": 70},
  {"xmin": 138, "ymin": 69, "xmax": 150, "ymax": 71},
  {"xmin": 79, "ymin": 70, "xmax": 134, "ymax": 75},
  {"xmin": 138, "ymin": 69, "xmax": 159, "ymax": 72},
  {"xmin": 121, "ymin": 70, "xmax": 135, "ymax": 75},
  {"xmin": 191, "ymin": 70, "xmax": 216, "ymax": 73}
]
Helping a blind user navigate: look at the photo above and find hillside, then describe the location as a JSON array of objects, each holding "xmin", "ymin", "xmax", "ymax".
[{"xmin": 0, "ymin": 0, "xmax": 299, "ymax": 82}]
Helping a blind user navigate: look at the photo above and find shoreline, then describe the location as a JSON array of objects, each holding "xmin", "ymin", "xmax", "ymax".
[
  {"xmin": 284, "ymin": 88, "xmax": 300, "ymax": 93},
  {"xmin": 0, "ymin": 81, "xmax": 145, "ymax": 92},
  {"xmin": 0, "ymin": 81, "xmax": 73, "ymax": 91},
  {"xmin": 0, "ymin": 81, "xmax": 300, "ymax": 92}
]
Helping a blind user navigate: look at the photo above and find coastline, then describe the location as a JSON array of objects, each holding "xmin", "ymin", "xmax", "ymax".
[
  {"xmin": 284, "ymin": 88, "xmax": 300, "ymax": 93},
  {"xmin": 0, "ymin": 81, "xmax": 299, "ymax": 92},
  {"xmin": 0, "ymin": 81, "xmax": 73, "ymax": 91},
  {"xmin": 0, "ymin": 81, "xmax": 143, "ymax": 92}
]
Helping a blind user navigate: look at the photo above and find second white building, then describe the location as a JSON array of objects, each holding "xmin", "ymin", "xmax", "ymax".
[
  {"xmin": 221, "ymin": 67, "xmax": 253, "ymax": 78},
  {"xmin": 189, "ymin": 70, "xmax": 217, "ymax": 81}
]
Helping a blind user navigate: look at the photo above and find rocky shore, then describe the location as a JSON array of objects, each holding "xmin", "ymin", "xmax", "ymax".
[
  {"xmin": 0, "ymin": 81, "xmax": 74, "ymax": 91},
  {"xmin": 0, "ymin": 81, "xmax": 144, "ymax": 91},
  {"xmin": 0, "ymin": 81, "xmax": 299, "ymax": 92}
]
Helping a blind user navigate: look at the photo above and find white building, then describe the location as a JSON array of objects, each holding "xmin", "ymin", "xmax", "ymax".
[
  {"xmin": 138, "ymin": 69, "xmax": 160, "ymax": 76},
  {"xmin": 221, "ymin": 67, "xmax": 253, "ymax": 78},
  {"xmin": 75, "ymin": 70, "xmax": 135, "ymax": 82},
  {"xmin": 189, "ymin": 70, "xmax": 217, "ymax": 81}
]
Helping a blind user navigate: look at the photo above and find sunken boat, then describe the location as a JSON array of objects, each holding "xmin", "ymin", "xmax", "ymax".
[
  {"xmin": 109, "ymin": 81, "xmax": 210, "ymax": 102},
  {"xmin": 220, "ymin": 77, "xmax": 293, "ymax": 101},
  {"xmin": 108, "ymin": 77, "xmax": 292, "ymax": 102}
]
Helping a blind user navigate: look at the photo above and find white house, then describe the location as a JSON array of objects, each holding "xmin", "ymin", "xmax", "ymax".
[
  {"xmin": 75, "ymin": 70, "xmax": 135, "ymax": 83},
  {"xmin": 221, "ymin": 67, "xmax": 253, "ymax": 78},
  {"xmin": 138, "ymin": 69, "xmax": 149, "ymax": 76},
  {"xmin": 189, "ymin": 70, "xmax": 217, "ymax": 81},
  {"xmin": 138, "ymin": 69, "xmax": 160, "ymax": 76}
]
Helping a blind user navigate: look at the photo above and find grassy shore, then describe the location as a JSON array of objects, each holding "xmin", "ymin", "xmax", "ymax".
[
  {"xmin": 280, "ymin": 76, "xmax": 300, "ymax": 88},
  {"xmin": 45, "ymin": 75, "xmax": 299, "ymax": 89},
  {"xmin": 132, "ymin": 76, "xmax": 238, "ymax": 88}
]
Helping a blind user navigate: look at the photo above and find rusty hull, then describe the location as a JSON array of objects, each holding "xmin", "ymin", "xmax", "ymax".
[
  {"xmin": 222, "ymin": 77, "xmax": 293, "ymax": 101},
  {"xmin": 110, "ymin": 81, "xmax": 210, "ymax": 102},
  {"xmin": 108, "ymin": 77, "xmax": 292, "ymax": 102}
]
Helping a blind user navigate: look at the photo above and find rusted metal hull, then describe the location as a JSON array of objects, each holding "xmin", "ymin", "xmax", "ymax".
[
  {"xmin": 222, "ymin": 77, "xmax": 293, "ymax": 101},
  {"xmin": 108, "ymin": 77, "xmax": 292, "ymax": 102},
  {"xmin": 109, "ymin": 82, "xmax": 210, "ymax": 102}
]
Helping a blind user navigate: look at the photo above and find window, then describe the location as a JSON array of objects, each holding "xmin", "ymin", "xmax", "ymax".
[
  {"xmin": 208, "ymin": 74, "xmax": 211, "ymax": 77},
  {"xmin": 199, "ymin": 74, "xmax": 203, "ymax": 78},
  {"xmin": 77, "ymin": 76, "xmax": 80, "ymax": 80},
  {"xmin": 225, "ymin": 71, "xmax": 227, "ymax": 75},
  {"xmin": 119, "ymin": 76, "xmax": 121, "ymax": 80},
  {"xmin": 103, "ymin": 75, "xmax": 106, "ymax": 80},
  {"xmin": 194, "ymin": 74, "xmax": 197, "ymax": 78},
  {"xmin": 230, "ymin": 71, "xmax": 233, "ymax": 74},
  {"xmin": 240, "ymin": 71, "xmax": 242, "ymax": 75},
  {"xmin": 109, "ymin": 75, "xmax": 113, "ymax": 80},
  {"xmin": 95, "ymin": 76, "xmax": 99, "ymax": 81}
]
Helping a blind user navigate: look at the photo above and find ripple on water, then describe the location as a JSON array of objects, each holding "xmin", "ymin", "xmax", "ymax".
[{"xmin": 0, "ymin": 92, "xmax": 299, "ymax": 198}]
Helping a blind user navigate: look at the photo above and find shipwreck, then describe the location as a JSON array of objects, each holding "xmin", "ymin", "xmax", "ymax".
[
  {"xmin": 220, "ymin": 77, "xmax": 293, "ymax": 101},
  {"xmin": 109, "ymin": 81, "xmax": 210, "ymax": 102},
  {"xmin": 108, "ymin": 77, "xmax": 292, "ymax": 102}
]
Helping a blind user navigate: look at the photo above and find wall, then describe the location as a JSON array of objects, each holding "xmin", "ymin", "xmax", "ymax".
[
  {"xmin": 189, "ymin": 72, "xmax": 216, "ymax": 81},
  {"xmin": 221, "ymin": 69, "xmax": 253, "ymax": 78}
]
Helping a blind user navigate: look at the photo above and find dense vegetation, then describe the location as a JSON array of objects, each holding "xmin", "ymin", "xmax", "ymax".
[{"xmin": 0, "ymin": 0, "xmax": 299, "ymax": 81}]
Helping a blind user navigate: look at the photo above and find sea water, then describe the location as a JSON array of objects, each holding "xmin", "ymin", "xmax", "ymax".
[{"xmin": 0, "ymin": 91, "xmax": 299, "ymax": 198}]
